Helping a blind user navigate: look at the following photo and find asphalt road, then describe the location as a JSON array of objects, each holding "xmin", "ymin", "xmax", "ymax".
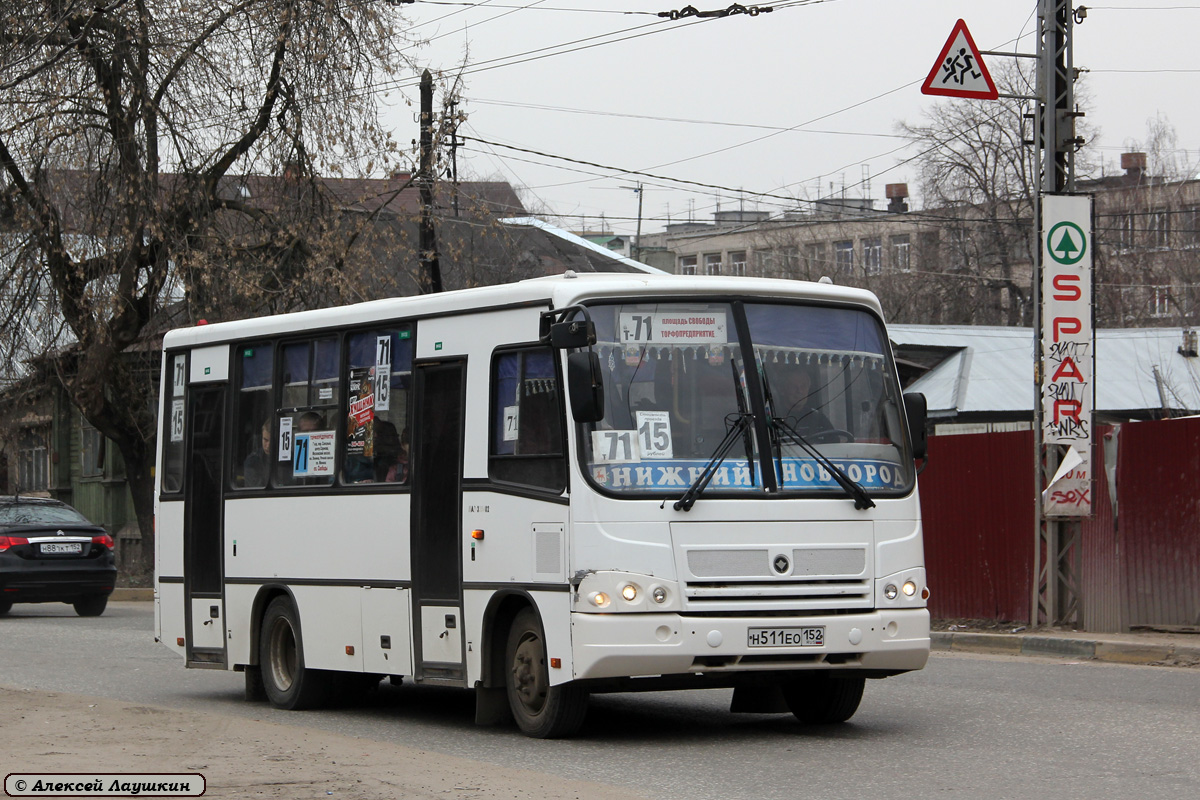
[{"xmin": 3, "ymin": 601, "xmax": 1199, "ymax": 799}]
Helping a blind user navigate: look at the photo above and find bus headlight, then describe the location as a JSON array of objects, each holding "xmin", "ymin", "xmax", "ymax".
[
  {"xmin": 884, "ymin": 583, "xmax": 898, "ymax": 600},
  {"xmin": 902, "ymin": 580, "xmax": 917, "ymax": 597},
  {"xmin": 575, "ymin": 571, "xmax": 681, "ymax": 612}
]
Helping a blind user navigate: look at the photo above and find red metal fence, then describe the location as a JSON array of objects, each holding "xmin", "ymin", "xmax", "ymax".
[
  {"xmin": 919, "ymin": 419, "xmax": 1200, "ymax": 631},
  {"xmin": 919, "ymin": 430, "xmax": 1033, "ymax": 622},
  {"xmin": 1111, "ymin": 419, "xmax": 1200, "ymax": 628}
]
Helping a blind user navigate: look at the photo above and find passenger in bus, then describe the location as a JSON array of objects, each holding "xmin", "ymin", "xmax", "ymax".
[
  {"xmin": 242, "ymin": 420, "xmax": 270, "ymax": 488},
  {"xmin": 373, "ymin": 421, "xmax": 407, "ymax": 483},
  {"xmin": 299, "ymin": 411, "xmax": 324, "ymax": 431},
  {"xmin": 772, "ymin": 365, "xmax": 834, "ymax": 436}
]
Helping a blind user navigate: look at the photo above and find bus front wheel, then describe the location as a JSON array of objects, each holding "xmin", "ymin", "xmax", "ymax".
[
  {"xmin": 782, "ymin": 673, "xmax": 865, "ymax": 724},
  {"xmin": 504, "ymin": 608, "xmax": 588, "ymax": 738},
  {"xmin": 260, "ymin": 596, "xmax": 331, "ymax": 710}
]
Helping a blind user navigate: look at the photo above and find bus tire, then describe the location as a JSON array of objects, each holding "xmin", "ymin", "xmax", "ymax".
[
  {"xmin": 504, "ymin": 607, "xmax": 588, "ymax": 738},
  {"xmin": 260, "ymin": 596, "xmax": 331, "ymax": 710},
  {"xmin": 782, "ymin": 673, "xmax": 865, "ymax": 724}
]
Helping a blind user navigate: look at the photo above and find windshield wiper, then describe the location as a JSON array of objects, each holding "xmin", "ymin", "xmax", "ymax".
[
  {"xmin": 672, "ymin": 411, "xmax": 753, "ymax": 512},
  {"xmin": 772, "ymin": 415, "xmax": 875, "ymax": 509},
  {"xmin": 760, "ymin": 368, "xmax": 874, "ymax": 510}
]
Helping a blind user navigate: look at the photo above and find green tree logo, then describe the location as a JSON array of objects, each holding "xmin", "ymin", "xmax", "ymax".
[{"xmin": 1047, "ymin": 221, "xmax": 1087, "ymax": 266}]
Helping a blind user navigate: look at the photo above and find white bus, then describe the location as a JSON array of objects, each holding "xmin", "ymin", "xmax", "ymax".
[{"xmin": 155, "ymin": 273, "xmax": 930, "ymax": 738}]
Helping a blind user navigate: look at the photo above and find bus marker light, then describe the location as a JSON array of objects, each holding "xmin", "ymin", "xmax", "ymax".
[
  {"xmin": 176, "ymin": 638, "xmax": 185, "ymax": 647},
  {"xmin": 922, "ymin": 587, "xmax": 931, "ymax": 600},
  {"xmin": 346, "ymin": 646, "xmax": 355, "ymax": 655},
  {"xmin": 550, "ymin": 658, "xmax": 561, "ymax": 669},
  {"xmin": 471, "ymin": 529, "xmax": 485, "ymax": 540}
]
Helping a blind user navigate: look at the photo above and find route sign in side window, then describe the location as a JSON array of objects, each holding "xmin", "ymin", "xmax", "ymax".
[{"xmin": 490, "ymin": 348, "xmax": 566, "ymax": 492}]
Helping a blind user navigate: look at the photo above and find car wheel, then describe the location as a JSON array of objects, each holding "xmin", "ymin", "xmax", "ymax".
[
  {"xmin": 259, "ymin": 596, "xmax": 331, "ymax": 710},
  {"xmin": 0, "ymin": 599, "xmax": 12, "ymax": 616},
  {"xmin": 505, "ymin": 607, "xmax": 588, "ymax": 738},
  {"xmin": 782, "ymin": 673, "xmax": 865, "ymax": 724},
  {"xmin": 73, "ymin": 594, "xmax": 108, "ymax": 617}
]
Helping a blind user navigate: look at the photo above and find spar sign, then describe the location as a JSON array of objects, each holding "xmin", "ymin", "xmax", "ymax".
[{"xmin": 1040, "ymin": 194, "xmax": 1093, "ymax": 517}]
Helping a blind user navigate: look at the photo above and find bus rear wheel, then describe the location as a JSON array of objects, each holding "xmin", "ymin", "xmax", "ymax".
[
  {"xmin": 260, "ymin": 596, "xmax": 331, "ymax": 710},
  {"xmin": 504, "ymin": 608, "xmax": 588, "ymax": 738},
  {"xmin": 782, "ymin": 673, "xmax": 865, "ymax": 724}
]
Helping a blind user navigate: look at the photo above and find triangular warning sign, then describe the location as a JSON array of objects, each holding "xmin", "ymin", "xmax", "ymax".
[{"xmin": 921, "ymin": 19, "xmax": 998, "ymax": 100}]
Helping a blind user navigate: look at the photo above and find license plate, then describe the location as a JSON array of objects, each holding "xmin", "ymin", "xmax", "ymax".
[
  {"xmin": 747, "ymin": 626, "xmax": 825, "ymax": 648},
  {"xmin": 41, "ymin": 542, "xmax": 82, "ymax": 555}
]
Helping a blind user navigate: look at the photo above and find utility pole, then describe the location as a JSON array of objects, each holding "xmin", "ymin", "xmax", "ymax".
[
  {"xmin": 445, "ymin": 97, "xmax": 460, "ymax": 218},
  {"xmin": 1032, "ymin": 0, "xmax": 1090, "ymax": 628},
  {"xmin": 621, "ymin": 183, "xmax": 644, "ymax": 263},
  {"xmin": 418, "ymin": 69, "xmax": 443, "ymax": 294}
]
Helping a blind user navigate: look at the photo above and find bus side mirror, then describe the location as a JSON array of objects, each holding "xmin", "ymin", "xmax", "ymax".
[
  {"xmin": 549, "ymin": 319, "xmax": 596, "ymax": 349},
  {"xmin": 567, "ymin": 351, "xmax": 605, "ymax": 423},
  {"xmin": 904, "ymin": 392, "xmax": 928, "ymax": 460}
]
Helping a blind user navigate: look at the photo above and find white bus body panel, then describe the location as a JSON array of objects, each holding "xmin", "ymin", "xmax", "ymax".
[
  {"xmin": 223, "ymin": 494, "xmax": 410, "ymax": 582},
  {"xmin": 189, "ymin": 345, "xmax": 229, "ymax": 383},
  {"xmin": 361, "ymin": 587, "xmax": 413, "ymax": 676}
]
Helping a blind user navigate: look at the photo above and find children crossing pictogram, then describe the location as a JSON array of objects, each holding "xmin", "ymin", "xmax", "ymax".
[{"xmin": 921, "ymin": 19, "xmax": 999, "ymax": 100}]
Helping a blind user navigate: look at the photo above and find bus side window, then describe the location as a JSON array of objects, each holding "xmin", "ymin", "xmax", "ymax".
[
  {"xmin": 274, "ymin": 338, "xmax": 337, "ymax": 487},
  {"xmin": 233, "ymin": 343, "xmax": 274, "ymax": 489},
  {"xmin": 160, "ymin": 353, "xmax": 187, "ymax": 494},
  {"xmin": 343, "ymin": 327, "xmax": 412, "ymax": 485},
  {"xmin": 490, "ymin": 348, "xmax": 566, "ymax": 492}
]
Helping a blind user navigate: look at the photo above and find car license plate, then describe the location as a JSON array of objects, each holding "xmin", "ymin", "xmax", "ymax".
[
  {"xmin": 747, "ymin": 626, "xmax": 825, "ymax": 648},
  {"xmin": 41, "ymin": 542, "xmax": 82, "ymax": 555}
]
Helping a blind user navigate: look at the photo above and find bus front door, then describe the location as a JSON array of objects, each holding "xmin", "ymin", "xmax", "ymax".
[
  {"xmin": 410, "ymin": 360, "xmax": 467, "ymax": 683},
  {"xmin": 183, "ymin": 384, "xmax": 227, "ymax": 667}
]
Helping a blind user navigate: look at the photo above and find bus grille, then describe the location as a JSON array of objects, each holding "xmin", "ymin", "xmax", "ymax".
[{"xmin": 682, "ymin": 546, "xmax": 870, "ymax": 611}]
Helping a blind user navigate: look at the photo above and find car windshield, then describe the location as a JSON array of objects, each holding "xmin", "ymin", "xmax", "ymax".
[
  {"xmin": 0, "ymin": 502, "xmax": 92, "ymax": 525},
  {"xmin": 577, "ymin": 301, "xmax": 914, "ymax": 499}
]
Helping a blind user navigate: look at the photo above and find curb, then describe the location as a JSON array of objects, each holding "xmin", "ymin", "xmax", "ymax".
[
  {"xmin": 111, "ymin": 588, "xmax": 154, "ymax": 602},
  {"xmin": 933, "ymin": 631, "xmax": 1200, "ymax": 667}
]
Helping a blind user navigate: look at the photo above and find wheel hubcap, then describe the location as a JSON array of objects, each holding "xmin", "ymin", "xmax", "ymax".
[
  {"xmin": 268, "ymin": 618, "xmax": 297, "ymax": 692},
  {"xmin": 512, "ymin": 632, "xmax": 548, "ymax": 714}
]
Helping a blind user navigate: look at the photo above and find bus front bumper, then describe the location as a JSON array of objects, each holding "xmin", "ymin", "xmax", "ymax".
[{"xmin": 570, "ymin": 607, "xmax": 929, "ymax": 682}]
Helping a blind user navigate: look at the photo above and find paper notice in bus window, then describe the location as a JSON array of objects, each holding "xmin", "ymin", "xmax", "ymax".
[
  {"xmin": 635, "ymin": 411, "xmax": 674, "ymax": 459},
  {"xmin": 293, "ymin": 430, "xmax": 336, "ymax": 477},
  {"xmin": 591, "ymin": 429, "xmax": 638, "ymax": 463},
  {"xmin": 172, "ymin": 356, "xmax": 186, "ymax": 397},
  {"xmin": 375, "ymin": 335, "xmax": 392, "ymax": 411},
  {"xmin": 619, "ymin": 311, "xmax": 727, "ymax": 345},
  {"xmin": 347, "ymin": 367, "xmax": 376, "ymax": 458},
  {"xmin": 503, "ymin": 405, "xmax": 520, "ymax": 442},
  {"xmin": 169, "ymin": 399, "xmax": 185, "ymax": 443},
  {"xmin": 278, "ymin": 417, "xmax": 294, "ymax": 462}
]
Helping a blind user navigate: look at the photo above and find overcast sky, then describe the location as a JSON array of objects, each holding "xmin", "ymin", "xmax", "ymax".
[{"xmin": 391, "ymin": 1, "xmax": 1199, "ymax": 236}]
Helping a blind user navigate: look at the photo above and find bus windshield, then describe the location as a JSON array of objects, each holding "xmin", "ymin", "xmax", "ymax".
[{"xmin": 578, "ymin": 300, "xmax": 915, "ymax": 499}]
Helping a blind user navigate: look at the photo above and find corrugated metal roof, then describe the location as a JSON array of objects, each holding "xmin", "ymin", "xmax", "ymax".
[{"xmin": 890, "ymin": 324, "xmax": 1200, "ymax": 417}]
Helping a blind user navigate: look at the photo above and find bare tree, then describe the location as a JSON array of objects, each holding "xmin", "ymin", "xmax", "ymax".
[
  {"xmin": 1094, "ymin": 115, "xmax": 1200, "ymax": 328},
  {"xmin": 0, "ymin": 0, "xmax": 420, "ymax": 567},
  {"xmin": 896, "ymin": 62, "xmax": 1048, "ymax": 326}
]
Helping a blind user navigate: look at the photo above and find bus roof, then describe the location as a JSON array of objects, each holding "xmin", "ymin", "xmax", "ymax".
[{"xmin": 161, "ymin": 273, "xmax": 885, "ymax": 349}]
